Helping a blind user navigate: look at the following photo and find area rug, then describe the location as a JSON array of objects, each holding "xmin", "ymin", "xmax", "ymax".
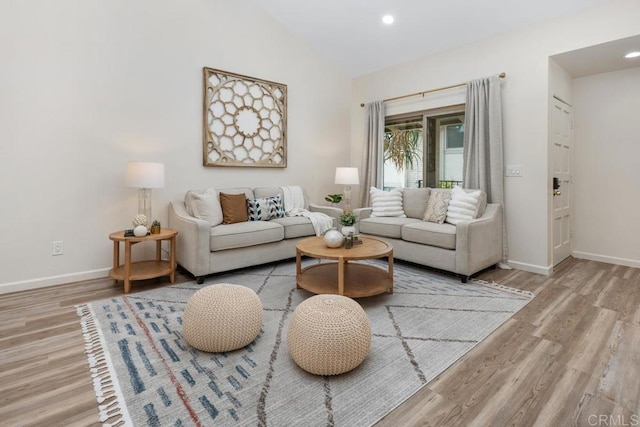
[{"xmin": 77, "ymin": 259, "xmax": 532, "ymax": 426}]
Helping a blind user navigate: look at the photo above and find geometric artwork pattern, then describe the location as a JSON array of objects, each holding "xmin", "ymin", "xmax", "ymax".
[
  {"xmin": 77, "ymin": 259, "xmax": 532, "ymax": 426},
  {"xmin": 203, "ymin": 67, "xmax": 287, "ymax": 168}
]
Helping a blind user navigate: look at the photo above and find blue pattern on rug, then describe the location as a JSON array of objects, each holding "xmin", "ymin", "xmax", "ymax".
[{"xmin": 77, "ymin": 259, "xmax": 532, "ymax": 426}]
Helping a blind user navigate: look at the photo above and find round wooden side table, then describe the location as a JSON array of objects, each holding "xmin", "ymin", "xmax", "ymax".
[{"xmin": 108, "ymin": 228, "xmax": 178, "ymax": 293}]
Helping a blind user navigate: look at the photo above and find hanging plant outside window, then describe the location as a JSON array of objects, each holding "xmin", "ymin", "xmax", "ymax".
[{"xmin": 383, "ymin": 128, "xmax": 421, "ymax": 171}]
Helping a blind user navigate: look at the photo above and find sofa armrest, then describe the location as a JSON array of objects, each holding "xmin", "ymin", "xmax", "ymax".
[
  {"xmin": 353, "ymin": 207, "xmax": 372, "ymax": 220},
  {"xmin": 309, "ymin": 202, "xmax": 342, "ymax": 228},
  {"xmin": 454, "ymin": 204, "xmax": 503, "ymax": 276},
  {"xmin": 168, "ymin": 201, "xmax": 211, "ymax": 278},
  {"xmin": 309, "ymin": 202, "xmax": 343, "ymax": 219},
  {"xmin": 352, "ymin": 207, "xmax": 373, "ymax": 234}
]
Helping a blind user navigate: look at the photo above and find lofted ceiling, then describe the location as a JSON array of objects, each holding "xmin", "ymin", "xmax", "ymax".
[{"xmin": 247, "ymin": 0, "xmax": 614, "ymax": 77}]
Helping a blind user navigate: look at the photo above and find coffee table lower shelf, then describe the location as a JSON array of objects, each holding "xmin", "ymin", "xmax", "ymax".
[{"xmin": 297, "ymin": 262, "xmax": 392, "ymax": 298}]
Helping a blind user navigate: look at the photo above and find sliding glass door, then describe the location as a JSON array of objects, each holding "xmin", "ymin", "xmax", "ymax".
[{"xmin": 383, "ymin": 107, "xmax": 465, "ymax": 190}]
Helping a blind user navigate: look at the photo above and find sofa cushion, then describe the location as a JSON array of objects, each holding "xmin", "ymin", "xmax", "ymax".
[
  {"xmin": 359, "ymin": 217, "xmax": 421, "ymax": 239},
  {"xmin": 220, "ymin": 192, "xmax": 249, "ymax": 224},
  {"xmin": 254, "ymin": 187, "xmax": 284, "ymax": 199},
  {"xmin": 423, "ymin": 189, "xmax": 451, "ymax": 224},
  {"xmin": 402, "ymin": 221, "xmax": 457, "ymax": 250},
  {"xmin": 270, "ymin": 216, "xmax": 315, "ymax": 239},
  {"xmin": 185, "ymin": 189, "xmax": 223, "ymax": 226},
  {"xmin": 370, "ymin": 187, "xmax": 406, "ymax": 217},
  {"xmin": 255, "ymin": 187, "xmax": 310, "ymax": 210},
  {"xmin": 402, "ymin": 188, "xmax": 431, "ymax": 219},
  {"xmin": 247, "ymin": 195, "xmax": 285, "ymax": 221},
  {"xmin": 210, "ymin": 221, "xmax": 284, "ymax": 251}
]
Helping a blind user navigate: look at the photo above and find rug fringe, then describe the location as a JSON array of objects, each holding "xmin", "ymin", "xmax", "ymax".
[
  {"xmin": 470, "ymin": 278, "xmax": 534, "ymax": 299},
  {"xmin": 76, "ymin": 304, "xmax": 131, "ymax": 426}
]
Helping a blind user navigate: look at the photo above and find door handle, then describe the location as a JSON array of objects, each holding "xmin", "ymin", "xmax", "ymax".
[{"xmin": 553, "ymin": 190, "xmax": 561, "ymax": 196}]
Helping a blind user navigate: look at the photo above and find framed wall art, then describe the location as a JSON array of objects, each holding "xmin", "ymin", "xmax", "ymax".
[{"xmin": 203, "ymin": 67, "xmax": 287, "ymax": 168}]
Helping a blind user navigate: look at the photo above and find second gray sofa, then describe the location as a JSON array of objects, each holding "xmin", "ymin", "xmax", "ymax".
[{"xmin": 354, "ymin": 187, "xmax": 503, "ymax": 282}]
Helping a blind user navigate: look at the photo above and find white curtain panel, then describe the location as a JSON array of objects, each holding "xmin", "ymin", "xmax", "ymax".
[
  {"xmin": 463, "ymin": 76, "xmax": 508, "ymax": 261},
  {"xmin": 361, "ymin": 101, "xmax": 385, "ymax": 207}
]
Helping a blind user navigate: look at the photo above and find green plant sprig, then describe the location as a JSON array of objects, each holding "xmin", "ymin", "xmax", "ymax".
[
  {"xmin": 339, "ymin": 211, "xmax": 357, "ymax": 226},
  {"xmin": 325, "ymin": 194, "xmax": 343, "ymax": 204}
]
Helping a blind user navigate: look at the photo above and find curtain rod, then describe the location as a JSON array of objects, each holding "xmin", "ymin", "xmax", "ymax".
[{"xmin": 359, "ymin": 72, "xmax": 506, "ymax": 107}]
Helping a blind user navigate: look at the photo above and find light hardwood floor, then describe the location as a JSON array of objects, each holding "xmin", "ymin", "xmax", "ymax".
[{"xmin": 1, "ymin": 257, "xmax": 638, "ymax": 426}]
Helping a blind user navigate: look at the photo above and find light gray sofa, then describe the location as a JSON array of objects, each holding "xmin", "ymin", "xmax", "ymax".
[
  {"xmin": 168, "ymin": 187, "xmax": 341, "ymax": 283},
  {"xmin": 354, "ymin": 187, "xmax": 503, "ymax": 282}
]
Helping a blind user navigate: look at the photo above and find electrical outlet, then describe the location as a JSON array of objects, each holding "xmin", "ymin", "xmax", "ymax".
[{"xmin": 52, "ymin": 241, "xmax": 63, "ymax": 256}]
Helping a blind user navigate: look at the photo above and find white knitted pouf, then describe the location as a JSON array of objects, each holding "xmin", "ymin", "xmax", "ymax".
[
  {"xmin": 287, "ymin": 294, "xmax": 371, "ymax": 375},
  {"xmin": 183, "ymin": 284, "xmax": 263, "ymax": 352}
]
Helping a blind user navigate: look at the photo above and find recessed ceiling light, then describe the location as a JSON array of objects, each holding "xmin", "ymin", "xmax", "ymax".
[
  {"xmin": 382, "ymin": 15, "xmax": 394, "ymax": 25},
  {"xmin": 624, "ymin": 51, "xmax": 640, "ymax": 59}
]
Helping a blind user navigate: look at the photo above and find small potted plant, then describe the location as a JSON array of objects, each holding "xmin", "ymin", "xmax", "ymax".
[
  {"xmin": 339, "ymin": 211, "xmax": 357, "ymax": 236},
  {"xmin": 150, "ymin": 220, "xmax": 161, "ymax": 234},
  {"xmin": 324, "ymin": 193, "xmax": 343, "ymax": 207}
]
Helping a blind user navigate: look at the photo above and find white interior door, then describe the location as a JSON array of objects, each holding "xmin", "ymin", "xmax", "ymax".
[{"xmin": 552, "ymin": 97, "xmax": 572, "ymax": 265}]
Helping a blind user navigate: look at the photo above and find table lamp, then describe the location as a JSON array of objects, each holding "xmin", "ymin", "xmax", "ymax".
[
  {"xmin": 335, "ymin": 167, "xmax": 359, "ymax": 212},
  {"xmin": 125, "ymin": 161, "xmax": 165, "ymax": 222}
]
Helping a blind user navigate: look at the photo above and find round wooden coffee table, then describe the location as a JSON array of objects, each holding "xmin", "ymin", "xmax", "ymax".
[{"xmin": 295, "ymin": 236, "xmax": 393, "ymax": 298}]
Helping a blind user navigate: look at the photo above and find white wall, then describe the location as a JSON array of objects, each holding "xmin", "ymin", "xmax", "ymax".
[
  {"xmin": 572, "ymin": 67, "xmax": 640, "ymax": 267},
  {"xmin": 351, "ymin": 0, "xmax": 640, "ymax": 274},
  {"xmin": 0, "ymin": 0, "xmax": 351, "ymax": 291}
]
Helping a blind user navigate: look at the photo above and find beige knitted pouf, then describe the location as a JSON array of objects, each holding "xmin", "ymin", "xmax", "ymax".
[
  {"xmin": 183, "ymin": 284, "xmax": 263, "ymax": 352},
  {"xmin": 287, "ymin": 294, "xmax": 371, "ymax": 375}
]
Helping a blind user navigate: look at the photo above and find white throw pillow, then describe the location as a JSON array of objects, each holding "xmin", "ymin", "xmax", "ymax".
[
  {"xmin": 185, "ymin": 189, "xmax": 223, "ymax": 226},
  {"xmin": 370, "ymin": 187, "xmax": 406, "ymax": 217},
  {"xmin": 445, "ymin": 186, "xmax": 482, "ymax": 225}
]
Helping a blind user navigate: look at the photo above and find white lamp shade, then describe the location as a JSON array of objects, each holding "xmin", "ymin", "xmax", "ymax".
[
  {"xmin": 335, "ymin": 167, "xmax": 359, "ymax": 185},
  {"xmin": 125, "ymin": 162, "xmax": 165, "ymax": 188}
]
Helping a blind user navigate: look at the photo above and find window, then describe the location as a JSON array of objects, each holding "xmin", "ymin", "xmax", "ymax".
[
  {"xmin": 383, "ymin": 107, "xmax": 464, "ymax": 190},
  {"xmin": 438, "ymin": 116, "xmax": 464, "ymax": 188},
  {"xmin": 383, "ymin": 116, "xmax": 423, "ymax": 190},
  {"xmin": 445, "ymin": 124, "xmax": 464, "ymax": 149}
]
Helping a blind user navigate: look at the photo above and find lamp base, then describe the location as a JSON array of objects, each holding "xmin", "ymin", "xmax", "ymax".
[
  {"xmin": 343, "ymin": 185, "xmax": 353, "ymax": 212},
  {"xmin": 138, "ymin": 188, "xmax": 152, "ymax": 222}
]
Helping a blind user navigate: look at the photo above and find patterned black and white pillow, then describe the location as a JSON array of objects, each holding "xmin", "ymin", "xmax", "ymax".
[
  {"xmin": 247, "ymin": 195, "xmax": 285, "ymax": 221},
  {"xmin": 270, "ymin": 195, "xmax": 285, "ymax": 218}
]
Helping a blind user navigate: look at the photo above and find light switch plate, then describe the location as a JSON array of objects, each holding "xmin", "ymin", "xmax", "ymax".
[{"xmin": 505, "ymin": 165, "xmax": 522, "ymax": 177}]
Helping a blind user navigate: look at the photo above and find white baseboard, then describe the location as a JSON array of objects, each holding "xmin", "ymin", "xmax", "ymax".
[
  {"xmin": 506, "ymin": 260, "xmax": 553, "ymax": 276},
  {"xmin": 572, "ymin": 251, "xmax": 640, "ymax": 269},
  {"xmin": 0, "ymin": 268, "xmax": 111, "ymax": 295}
]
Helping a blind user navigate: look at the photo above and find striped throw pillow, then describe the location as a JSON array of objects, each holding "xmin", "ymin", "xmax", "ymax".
[
  {"xmin": 370, "ymin": 187, "xmax": 406, "ymax": 217},
  {"xmin": 445, "ymin": 186, "xmax": 482, "ymax": 225}
]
